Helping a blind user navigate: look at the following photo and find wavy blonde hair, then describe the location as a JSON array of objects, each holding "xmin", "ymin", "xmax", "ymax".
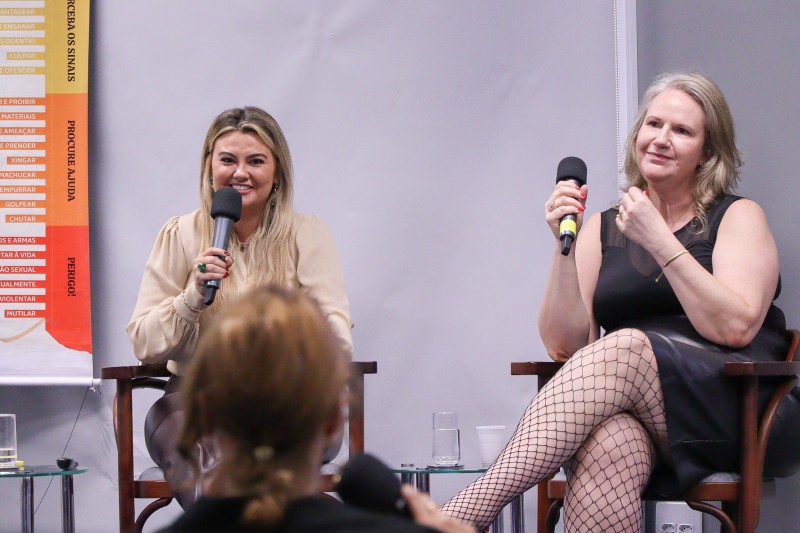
[
  {"xmin": 198, "ymin": 107, "xmax": 295, "ymax": 305},
  {"xmin": 623, "ymin": 72, "xmax": 742, "ymax": 226},
  {"xmin": 178, "ymin": 285, "xmax": 348, "ymax": 530}
]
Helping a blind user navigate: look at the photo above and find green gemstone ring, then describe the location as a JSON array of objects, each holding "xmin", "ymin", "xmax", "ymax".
[{"xmin": 197, "ymin": 263, "xmax": 206, "ymax": 273}]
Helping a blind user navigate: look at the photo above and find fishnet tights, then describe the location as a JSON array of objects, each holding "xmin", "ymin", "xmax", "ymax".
[
  {"xmin": 564, "ymin": 412, "xmax": 655, "ymax": 531},
  {"xmin": 441, "ymin": 329, "xmax": 668, "ymax": 531}
]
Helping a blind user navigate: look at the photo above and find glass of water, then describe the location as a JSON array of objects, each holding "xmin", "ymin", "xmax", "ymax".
[
  {"xmin": 432, "ymin": 411, "xmax": 460, "ymax": 466},
  {"xmin": 0, "ymin": 414, "xmax": 17, "ymax": 469}
]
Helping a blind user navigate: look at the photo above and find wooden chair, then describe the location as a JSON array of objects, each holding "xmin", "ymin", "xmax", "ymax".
[
  {"xmin": 103, "ymin": 360, "xmax": 377, "ymax": 533},
  {"xmin": 510, "ymin": 329, "xmax": 800, "ymax": 533}
]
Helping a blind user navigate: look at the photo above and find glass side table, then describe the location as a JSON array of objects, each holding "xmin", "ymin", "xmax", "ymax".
[
  {"xmin": 0, "ymin": 465, "xmax": 88, "ymax": 533},
  {"xmin": 391, "ymin": 464, "xmax": 524, "ymax": 533}
]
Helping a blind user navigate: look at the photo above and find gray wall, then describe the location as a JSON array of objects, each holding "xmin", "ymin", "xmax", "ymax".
[
  {"xmin": 0, "ymin": 2, "xmax": 620, "ymax": 531},
  {"xmin": 638, "ymin": 2, "xmax": 800, "ymax": 532}
]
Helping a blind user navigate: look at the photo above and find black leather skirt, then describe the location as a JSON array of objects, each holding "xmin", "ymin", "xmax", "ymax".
[{"xmin": 618, "ymin": 315, "xmax": 800, "ymax": 496}]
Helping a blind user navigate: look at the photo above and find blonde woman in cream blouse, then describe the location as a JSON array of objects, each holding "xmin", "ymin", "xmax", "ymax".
[{"xmin": 126, "ymin": 107, "xmax": 353, "ymax": 508}]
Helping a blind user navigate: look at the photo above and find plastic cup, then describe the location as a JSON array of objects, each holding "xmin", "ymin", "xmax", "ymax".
[{"xmin": 476, "ymin": 425, "xmax": 506, "ymax": 467}]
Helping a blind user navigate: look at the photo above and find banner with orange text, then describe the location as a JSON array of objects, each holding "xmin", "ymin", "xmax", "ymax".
[{"xmin": 0, "ymin": 0, "xmax": 92, "ymax": 385}]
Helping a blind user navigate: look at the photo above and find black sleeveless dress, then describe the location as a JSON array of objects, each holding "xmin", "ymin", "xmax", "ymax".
[{"xmin": 593, "ymin": 194, "xmax": 800, "ymax": 496}]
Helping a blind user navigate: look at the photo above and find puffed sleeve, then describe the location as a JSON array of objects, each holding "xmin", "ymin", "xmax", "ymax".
[
  {"xmin": 126, "ymin": 215, "xmax": 206, "ymax": 365},
  {"xmin": 294, "ymin": 215, "xmax": 354, "ymax": 359}
]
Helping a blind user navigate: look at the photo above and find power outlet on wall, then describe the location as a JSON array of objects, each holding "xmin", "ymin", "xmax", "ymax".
[{"xmin": 645, "ymin": 501, "xmax": 703, "ymax": 533}]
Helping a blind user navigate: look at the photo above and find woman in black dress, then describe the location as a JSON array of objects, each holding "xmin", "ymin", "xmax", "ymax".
[{"xmin": 440, "ymin": 72, "xmax": 800, "ymax": 531}]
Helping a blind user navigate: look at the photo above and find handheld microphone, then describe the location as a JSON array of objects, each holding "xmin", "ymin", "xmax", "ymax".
[
  {"xmin": 555, "ymin": 156, "xmax": 587, "ymax": 256},
  {"xmin": 336, "ymin": 453, "xmax": 413, "ymax": 520},
  {"xmin": 203, "ymin": 188, "xmax": 242, "ymax": 305}
]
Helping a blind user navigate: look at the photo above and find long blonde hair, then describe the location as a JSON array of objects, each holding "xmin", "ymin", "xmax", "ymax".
[
  {"xmin": 178, "ymin": 285, "xmax": 348, "ymax": 530},
  {"xmin": 623, "ymin": 72, "xmax": 742, "ymax": 226},
  {"xmin": 198, "ymin": 107, "xmax": 295, "ymax": 305}
]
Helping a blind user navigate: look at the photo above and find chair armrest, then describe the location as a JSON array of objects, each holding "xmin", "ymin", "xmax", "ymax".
[
  {"xmin": 350, "ymin": 361, "xmax": 377, "ymax": 376},
  {"xmin": 102, "ymin": 363, "xmax": 171, "ymax": 380},
  {"xmin": 511, "ymin": 362, "xmax": 563, "ymax": 378},
  {"xmin": 511, "ymin": 361, "xmax": 564, "ymax": 388},
  {"xmin": 512, "ymin": 358, "xmax": 800, "ymax": 379},
  {"xmin": 101, "ymin": 362, "xmax": 374, "ymax": 380},
  {"xmin": 101, "ymin": 362, "xmax": 375, "ymax": 380},
  {"xmin": 723, "ymin": 361, "xmax": 800, "ymax": 377}
]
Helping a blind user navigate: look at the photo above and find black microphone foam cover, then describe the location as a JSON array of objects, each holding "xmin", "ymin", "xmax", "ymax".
[
  {"xmin": 556, "ymin": 156, "xmax": 588, "ymax": 186},
  {"xmin": 203, "ymin": 188, "xmax": 243, "ymax": 305},
  {"xmin": 210, "ymin": 187, "xmax": 242, "ymax": 222},
  {"xmin": 336, "ymin": 453, "xmax": 412, "ymax": 519}
]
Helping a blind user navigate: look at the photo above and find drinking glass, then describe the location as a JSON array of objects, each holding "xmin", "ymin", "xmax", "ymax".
[
  {"xmin": 432, "ymin": 411, "xmax": 460, "ymax": 466},
  {"xmin": 0, "ymin": 414, "xmax": 17, "ymax": 469}
]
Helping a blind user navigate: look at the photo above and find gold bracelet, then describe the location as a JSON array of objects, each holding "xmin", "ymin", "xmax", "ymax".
[
  {"xmin": 179, "ymin": 291, "xmax": 204, "ymax": 313},
  {"xmin": 662, "ymin": 248, "xmax": 689, "ymax": 268},
  {"xmin": 655, "ymin": 249, "xmax": 689, "ymax": 282}
]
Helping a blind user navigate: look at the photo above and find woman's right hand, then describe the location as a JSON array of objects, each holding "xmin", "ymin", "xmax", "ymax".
[
  {"xmin": 193, "ymin": 247, "xmax": 234, "ymax": 292},
  {"xmin": 544, "ymin": 182, "xmax": 588, "ymax": 240}
]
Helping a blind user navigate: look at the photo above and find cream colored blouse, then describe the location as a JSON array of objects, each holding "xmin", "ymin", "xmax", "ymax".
[{"xmin": 126, "ymin": 209, "xmax": 353, "ymax": 375}]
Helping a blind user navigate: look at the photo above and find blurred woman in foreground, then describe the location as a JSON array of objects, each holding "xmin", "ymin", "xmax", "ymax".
[{"xmin": 161, "ymin": 285, "xmax": 474, "ymax": 533}]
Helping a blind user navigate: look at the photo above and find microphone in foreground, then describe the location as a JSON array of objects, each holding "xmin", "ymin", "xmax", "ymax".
[
  {"xmin": 335, "ymin": 453, "xmax": 413, "ymax": 520},
  {"xmin": 203, "ymin": 187, "xmax": 242, "ymax": 305},
  {"xmin": 556, "ymin": 156, "xmax": 587, "ymax": 256}
]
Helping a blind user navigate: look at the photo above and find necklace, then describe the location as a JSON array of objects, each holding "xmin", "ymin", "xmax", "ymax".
[
  {"xmin": 666, "ymin": 202, "xmax": 694, "ymax": 231},
  {"xmin": 233, "ymin": 233, "xmax": 252, "ymax": 252}
]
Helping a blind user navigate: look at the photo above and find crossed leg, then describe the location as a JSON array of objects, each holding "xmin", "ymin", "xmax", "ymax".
[
  {"xmin": 440, "ymin": 328, "xmax": 669, "ymax": 530},
  {"xmin": 563, "ymin": 412, "xmax": 656, "ymax": 531}
]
